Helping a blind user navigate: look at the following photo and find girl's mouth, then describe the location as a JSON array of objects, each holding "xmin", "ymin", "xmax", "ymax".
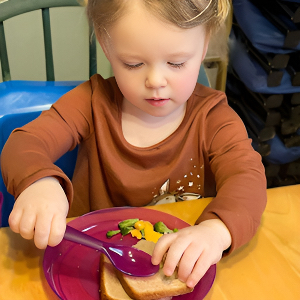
[{"xmin": 145, "ymin": 98, "xmax": 170, "ymax": 107}]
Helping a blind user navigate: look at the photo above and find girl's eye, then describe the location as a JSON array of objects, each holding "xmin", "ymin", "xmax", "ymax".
[
  {"xmin": 168, "ymin": 62, "xmax": 186, "ymax": 69},
  {"xmin": 124, "ymin": 63, "xmax": 143, "ymax": 70}
]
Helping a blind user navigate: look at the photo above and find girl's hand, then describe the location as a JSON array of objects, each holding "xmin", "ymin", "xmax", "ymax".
[
  {"xmin": 8, "ymin": 177, "xmax": 69, "ymax": 249},
  {"xmin": 151, "ymin": 219, "xmax": 232, "ymax": 288}
]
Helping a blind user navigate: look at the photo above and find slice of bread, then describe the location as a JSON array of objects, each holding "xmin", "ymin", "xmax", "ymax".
[
  {"xmin": 100, "ymin": 254, "xmax": 133, "ymax": 300},
  {"xmin": 117, "ymin": 240, "xmax": 193, "ymax": 300}
]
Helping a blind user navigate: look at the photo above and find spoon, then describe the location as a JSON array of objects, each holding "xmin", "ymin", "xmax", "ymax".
[{"xmin": 63, "ymin": 225, "xmax": 159, "ymax": 277}]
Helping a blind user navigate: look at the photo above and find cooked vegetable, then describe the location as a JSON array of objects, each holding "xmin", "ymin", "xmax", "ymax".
[
  {"xmin": 154, "ymin": 221, "xmax": 174, "ymax": 234},
  {"xmin": 130, "ymin": 229, "xmax": 142, "ymax": 239},
  {"xmin": 120, "ymin": 226, "xmax": 134, "ymax": 236},
  {"xmin": 134, "ymin": 220, "xmax": 146, "ymax": 231},
  {"xmin": 106, "ymin": 218, "xmax": 178, "ymax": 242},
  {"xmin": 118, "ymin": 218, "xmax": 139, "ymax": 230},
  {"xmin": 143, "ymin": 221, "xmax": 163, "ymax": 243},
  {"xmin": 106, "ymin": 230, "xmax": 121, "ymax": 238}
]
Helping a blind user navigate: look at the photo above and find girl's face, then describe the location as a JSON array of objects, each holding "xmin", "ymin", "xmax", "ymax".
[{"xmin": 100, "ymin": 1, "xmax": 209, "ymax": 118}]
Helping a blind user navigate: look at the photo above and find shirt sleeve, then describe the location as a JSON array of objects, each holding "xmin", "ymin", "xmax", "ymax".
[
  {"xmin": 196, "ymin": 97, "xmax": 267, "ymax": 254},
  {"xmin": 0, "ymin": 80, "xmax": 93, "ymax": 203}
]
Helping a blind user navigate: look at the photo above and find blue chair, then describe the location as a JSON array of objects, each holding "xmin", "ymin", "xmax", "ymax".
[
  {"xmin": 0, "ymin": 80, "xmax": 82, "ymax": 116},
  {"xmin": 198, "ymin": 64, "xmax": 210, "ymax": 87}
]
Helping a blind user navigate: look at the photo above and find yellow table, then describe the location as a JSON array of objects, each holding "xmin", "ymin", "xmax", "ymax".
[{"xmin": 0, "ymin": 185, "xmax": 299, "ymax": 300}]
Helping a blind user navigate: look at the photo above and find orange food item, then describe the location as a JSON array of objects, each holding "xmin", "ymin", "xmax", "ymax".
[
  {"xmin": 143, "ymin": 221, "xmax": 163, "ymax": 243},
  {"xmin": 130, "ymin": 229, "xmax": 142, "ymax": 240},
  {"xmin": 134, "ymin": 220, "xmax": 146, "ymax": 231}
]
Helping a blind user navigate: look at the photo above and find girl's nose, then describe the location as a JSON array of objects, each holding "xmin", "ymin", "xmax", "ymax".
[{"xmin": 145, "ymin": 68, "xmax": 167, "ymax": 89}]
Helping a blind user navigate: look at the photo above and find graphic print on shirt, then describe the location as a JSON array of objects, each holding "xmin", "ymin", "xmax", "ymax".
[{"xmin": 148, "ymin": 159, "xmax": 204, "ymax": 206}]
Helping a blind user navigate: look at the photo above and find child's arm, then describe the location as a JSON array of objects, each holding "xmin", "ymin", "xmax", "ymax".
[
  {"xmin": 8, "ymin": 177, "xmax": 69, "ymax": 249},
  {"xmin": 1, "ymin": 80, "xmax": 93, "ymax": 217},
  {"xmin": 152, "ymin": 219, "xmax": 231, "ymax": 288}
]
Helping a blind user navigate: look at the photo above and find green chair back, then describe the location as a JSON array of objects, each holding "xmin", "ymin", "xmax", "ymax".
[{"xmin": 0, "ymin": 0, "xmax": 96, "ymax": 81}]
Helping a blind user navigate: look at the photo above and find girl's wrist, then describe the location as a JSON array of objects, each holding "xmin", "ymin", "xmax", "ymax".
[{"xmin": 199, "ymin": 219, "xmax": 232, "ymax": 251}]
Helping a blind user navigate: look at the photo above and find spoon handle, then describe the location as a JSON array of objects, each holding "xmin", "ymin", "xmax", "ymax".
[{"xmin": 64, "ymin": 225, "xmax": 105, "ymax": 253}]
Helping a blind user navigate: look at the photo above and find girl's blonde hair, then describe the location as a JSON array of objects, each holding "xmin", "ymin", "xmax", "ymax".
[{"xmin": 86, "ymin": 0, "xmax": 230, "ymax": 38}]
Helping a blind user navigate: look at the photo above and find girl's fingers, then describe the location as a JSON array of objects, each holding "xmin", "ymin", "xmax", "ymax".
[
  {"xmin": 8, "ymin": 208, "xmax": 23, "ymax": 234},
  {"xmin": 186, "ymin": 250, "xmax": 212, "ymax": 288},
  {"xmin": 34, "ymin": 215, "xmax": 52, "ymax": 249},
  {"xmin": 162, "ymin": 238, "xmax": 190, "ymax": 276},
  {"xmin": 18, "ymin": 211, "xmax": 36, "ymax": 240},
  {"xmin": 177, "ymin": 243, "xmax": 203, "ymax": 283},
  {"xmin": 48, "ymin": 214, "xmax": 66, "ymax": 247},
  {"xmin": 151, "ymin": 233, "xmax": 175, "ymax": 265}
]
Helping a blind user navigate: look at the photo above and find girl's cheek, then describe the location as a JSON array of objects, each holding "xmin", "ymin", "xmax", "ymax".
[{"xmin": 177, "ymin": 74, "xmax": 198, "ymax": 95}]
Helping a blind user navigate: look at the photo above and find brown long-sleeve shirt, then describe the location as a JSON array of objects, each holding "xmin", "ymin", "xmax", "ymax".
[{"xmin": 1, "ymin": 74, "xmax": 267, "ymax": 253}]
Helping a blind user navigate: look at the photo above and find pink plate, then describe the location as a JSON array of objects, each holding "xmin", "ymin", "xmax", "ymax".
[{"xmin": 43, "ymin": 207, "xmax": 216, "ymax": 300}]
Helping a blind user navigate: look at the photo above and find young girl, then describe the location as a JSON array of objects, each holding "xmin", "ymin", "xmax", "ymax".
[{"xmin": 1, "ymin": 0, "xmax": 267, "ymax": 289}]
